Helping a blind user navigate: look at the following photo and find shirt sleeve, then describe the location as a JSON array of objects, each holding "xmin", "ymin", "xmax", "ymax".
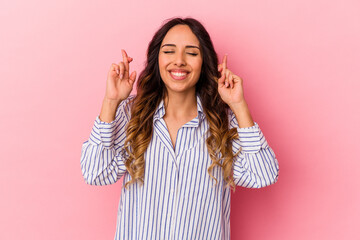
[
  {"xmin": 229, "ymin": 110, "xmax": 279, "ymax": 188},
  {"xmin": 80, "ymin": 97, "xmax": 133, "ymax": 186}
]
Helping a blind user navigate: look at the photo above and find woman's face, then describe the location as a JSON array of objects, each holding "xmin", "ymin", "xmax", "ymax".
[{"xmin": 158, "ymin": 24, "xmax": 203, "ymax": 95}]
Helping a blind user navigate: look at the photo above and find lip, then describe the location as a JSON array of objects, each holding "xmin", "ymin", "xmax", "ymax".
[{"xmin": 168, "ymin": 69, "xmax": 190, "ymax": 80}]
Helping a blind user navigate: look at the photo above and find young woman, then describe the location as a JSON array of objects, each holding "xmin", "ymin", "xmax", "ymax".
[{"xmin": 81, "ymin": 17, "xmax": 279, "ymax": 240}]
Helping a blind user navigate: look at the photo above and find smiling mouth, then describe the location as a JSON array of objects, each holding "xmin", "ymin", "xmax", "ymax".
[{"xmin": 169, "ymin": 70, "xmax": 189, "ymax": 80}]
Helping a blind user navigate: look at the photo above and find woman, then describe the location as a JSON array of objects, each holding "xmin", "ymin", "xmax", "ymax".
[{"xmin": 81, "ymin": 17, "xmax": 279, "ymax": 240}]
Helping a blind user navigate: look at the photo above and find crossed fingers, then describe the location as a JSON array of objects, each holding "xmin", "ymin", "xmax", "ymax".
[
  {"xmin": 218, "ymin": 55, "xmax": 239, "ymax": 88},
  {"xmin": 116, "ymin": 49, "xmax": 133, "ymax": 79}
]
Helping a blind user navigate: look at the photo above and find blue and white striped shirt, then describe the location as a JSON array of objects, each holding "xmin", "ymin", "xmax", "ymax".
[{"xmin": 81, "ymin": 95, "xmax": 279, "ymax": 240}]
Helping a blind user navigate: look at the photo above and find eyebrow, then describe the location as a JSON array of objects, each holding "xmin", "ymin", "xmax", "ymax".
[{"xmin": 161, "ymin": 44, "xmax": 200, "ymax": 50}]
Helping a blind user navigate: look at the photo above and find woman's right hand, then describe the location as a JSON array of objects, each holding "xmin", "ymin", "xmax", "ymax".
[
  {"xmin": 100, "ymin": 49, "xmax": 136, "ymax": 123},
  {"xmin": 105, "ymin": 49, "xmax": 137, "ymax": 103}
]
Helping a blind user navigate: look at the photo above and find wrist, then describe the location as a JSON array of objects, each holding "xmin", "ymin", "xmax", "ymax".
[
  {"xmin": 229, "ymin": 101, "xmax": 255, "ymax": 128},
  {"xmin": 103, "ymin": 97, "xmax": 122, "ymax": 108},
  {"xmin": 100, "ymin": 98, "xmax": 121, "ymax": 123},
  {"xmin": 228, "ymin": 100, "xmax": 248, "ymax": 112}
]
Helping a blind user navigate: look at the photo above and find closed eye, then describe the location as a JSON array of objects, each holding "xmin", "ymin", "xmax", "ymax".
[
  {"xmin": 187, "ymin": 53, "xmax": 198, "ymax": 56},
  {"xmin": 163, "ymin": 51, "xmax": 175, "ymax": 54}
]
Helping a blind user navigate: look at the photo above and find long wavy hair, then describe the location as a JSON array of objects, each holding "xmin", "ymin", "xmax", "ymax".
[{"xmin": 123, "ymin": 17, "xmax": 239, "ymax": 192}]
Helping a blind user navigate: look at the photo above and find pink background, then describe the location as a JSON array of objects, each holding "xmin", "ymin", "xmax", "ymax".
[{"xmin": 1, "ymin": 0, "xmax": 359, "ymax": 239}]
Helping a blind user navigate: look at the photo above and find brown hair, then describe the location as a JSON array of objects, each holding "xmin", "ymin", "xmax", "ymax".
[{"xmin": 123, "ymin": 17, "xmax": 238, "ymax": 192}]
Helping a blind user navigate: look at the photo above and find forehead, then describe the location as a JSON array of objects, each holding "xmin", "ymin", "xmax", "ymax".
[{"xmin": 161, "ymin": 24, "xmax": 200, "ymax": 46}]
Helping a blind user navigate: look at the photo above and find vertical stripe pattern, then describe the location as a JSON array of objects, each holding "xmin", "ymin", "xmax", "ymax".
[{"xmin": 81, "ymin": 95, "xmax": 279, "ymax": 240}]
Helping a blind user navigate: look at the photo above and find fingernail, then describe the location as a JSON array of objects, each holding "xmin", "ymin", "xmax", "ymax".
[{"xmin": 120, "ymin": 74, "xmax": 123, "ymax": 79}]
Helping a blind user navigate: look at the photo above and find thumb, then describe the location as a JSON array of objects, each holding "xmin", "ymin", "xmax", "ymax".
[
  {"xmin": 129, "ymin": 71, "xmax": 137, "ymax": 85},
  {"xmin": 218, "ymin": 72, "xmax": 225, "ymax": 86},
  {"xmin": 218, "ymin": 64, "xmax": 223, "ymax": 72}
]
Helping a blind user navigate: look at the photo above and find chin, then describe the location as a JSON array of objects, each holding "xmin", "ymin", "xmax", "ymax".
[{"xmin": 165, "ymin": 85, "xmax": 196, "ymax": 95}]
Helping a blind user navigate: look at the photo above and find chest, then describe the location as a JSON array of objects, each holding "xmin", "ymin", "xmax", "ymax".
[
  {"xmin": 152, "ymin": 116, "xmax": 207, "ymax": 158},
  {"xmin": 164, "ymin": 120, "xmax": 186, "ymax": 149},
  {"xmin": 163, "ymin": 116, "xmax": 197, "ymax": 149}
]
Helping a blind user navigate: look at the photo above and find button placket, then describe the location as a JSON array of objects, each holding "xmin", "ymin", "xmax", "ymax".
[{"xmin": 169, "ymin": 160, "xmax": 180, "ymax": 240}]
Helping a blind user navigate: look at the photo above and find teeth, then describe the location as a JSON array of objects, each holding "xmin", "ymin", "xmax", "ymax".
[{"xmin": 171, "ymin": 72, "xmax": 187, "ymax": 77}]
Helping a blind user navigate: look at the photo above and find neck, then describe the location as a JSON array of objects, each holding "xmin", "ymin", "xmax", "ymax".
[{"xmin": 164, "ymin": 90, "xmax": 197, "ymax": 119}]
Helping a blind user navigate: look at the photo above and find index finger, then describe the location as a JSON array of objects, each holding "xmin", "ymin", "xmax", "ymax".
[{"xmin": 121, "ymin": 49, "xmax": 130, "ymax": 75}]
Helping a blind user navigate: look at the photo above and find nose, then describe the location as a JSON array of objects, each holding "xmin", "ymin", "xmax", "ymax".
[{"xmin": 174, "ymin": 51, "xmax": 186, "ymax": 66}]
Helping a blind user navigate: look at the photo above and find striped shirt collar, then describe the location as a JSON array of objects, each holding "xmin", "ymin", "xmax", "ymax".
[{"xmin": 153, "ymin": 95, "xmax": 205, "ymax": 124}]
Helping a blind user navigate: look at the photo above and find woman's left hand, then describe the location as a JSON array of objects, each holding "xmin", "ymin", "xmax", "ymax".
[
  {"xmin": 217, "ymin": 55, "xmax": 246, "ymax": 107},
  {"xmin": 217, "ymin": 55, "xmax": 255, "ymax": 128}
]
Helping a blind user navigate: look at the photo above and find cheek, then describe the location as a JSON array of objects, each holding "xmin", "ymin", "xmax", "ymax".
[
  {"xmin": 158, "ymin": 55, "xmax": 164, "ymax": 69},
  {"xmin": 158, "ymin": 56, "xmax": 169, "ymax": 82},
  {"xmin": 194, "ymin": 60, "xmax": 203, "ymax": 75},
  {"xmin": 158, "ymin": 55, "xmax": 165, "ymax": 71},
  {"xmin": 158, "ymin": 56, "xmax": 170, "ymax": 72}
]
